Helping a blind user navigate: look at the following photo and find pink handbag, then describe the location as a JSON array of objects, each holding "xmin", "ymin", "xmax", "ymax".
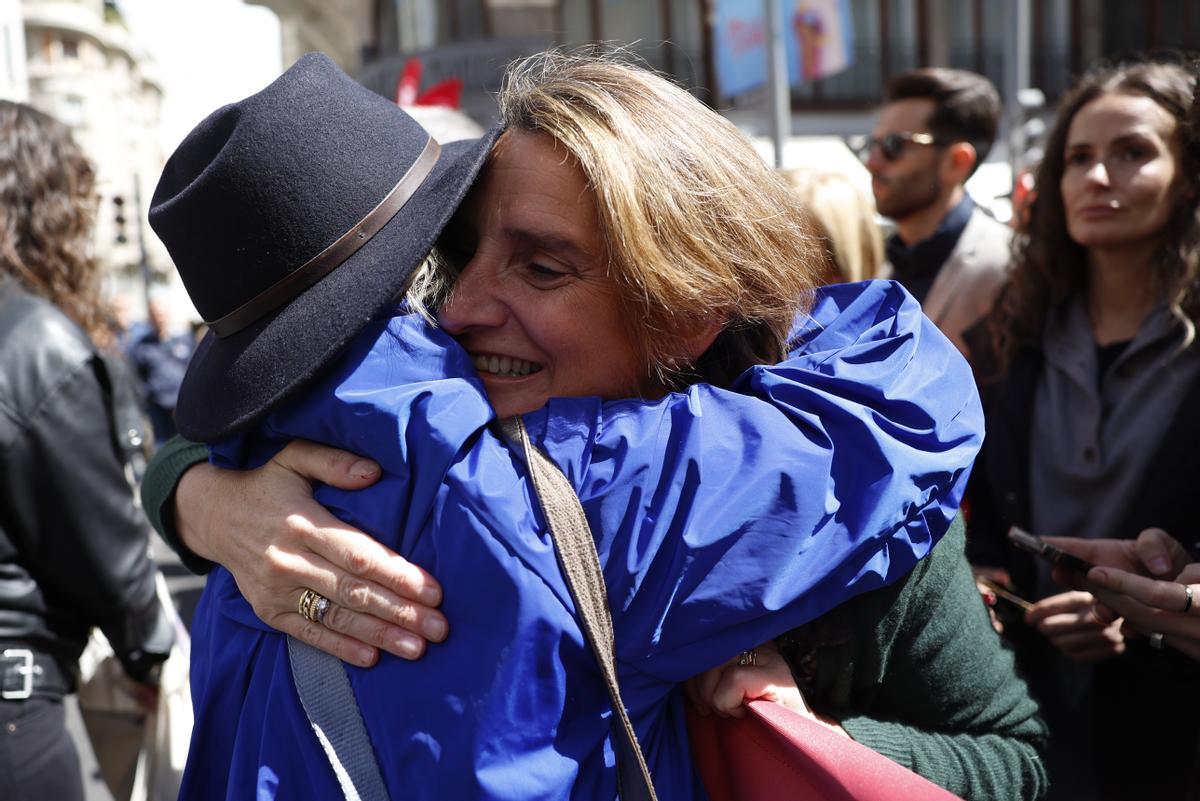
[{"xmin": 687, "ymin": 700, "xmax": 963, "ymax": 801}]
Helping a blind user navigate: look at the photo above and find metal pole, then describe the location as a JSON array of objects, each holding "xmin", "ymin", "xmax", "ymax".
[
  {"xmin": 764, "ymin": 0, "xmax": 789, "ymax": 169},
  {"xmin": 1002, "ymin": 0, "xmax": 1031, "ymax": 179},
  {"xmin": 132, "ymin": 175, "xmax": 153, "ymax": 317}
]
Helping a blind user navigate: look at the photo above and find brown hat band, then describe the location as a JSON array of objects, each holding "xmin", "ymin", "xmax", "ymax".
[{"xmin": 208, "ymin": 136, "xmax": 443, "ymax": 338}]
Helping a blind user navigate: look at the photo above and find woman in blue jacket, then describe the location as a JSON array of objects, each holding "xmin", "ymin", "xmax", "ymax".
[{"xmin": 147, "ymin": 52, "xmax": 984, "ymax": 799}]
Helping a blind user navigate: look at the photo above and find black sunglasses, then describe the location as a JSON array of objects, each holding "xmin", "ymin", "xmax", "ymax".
[{"xmin": 850, "ymin": 132, "xmax": 946, "ymax": 162}]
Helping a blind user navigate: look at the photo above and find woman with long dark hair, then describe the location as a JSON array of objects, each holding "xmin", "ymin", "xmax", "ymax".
[
  {"xmin": 968, "ymin": 60, "xmax": 1200, "ymax": 800},
  {"xmin": 0, "ymin": 102, "xmax": 172, "ymax": 799}
]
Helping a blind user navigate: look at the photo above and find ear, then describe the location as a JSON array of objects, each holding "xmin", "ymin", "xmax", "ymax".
[{"xmin": 942, "ymin": 142, "xmax": 978, "ymax": 186}]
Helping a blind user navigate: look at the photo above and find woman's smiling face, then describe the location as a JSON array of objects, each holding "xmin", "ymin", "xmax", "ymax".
[{"xmin": 436, "ymin": 130, "xmax": 646, "ymax": 418}]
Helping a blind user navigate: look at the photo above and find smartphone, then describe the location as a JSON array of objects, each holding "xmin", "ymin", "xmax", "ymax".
[
  {"xmin": 1007, "ymin": 526, "xmax": 1095, "ymax": 574},
  {"xmin": 976, "ymin": 575, "xmax": 1033, "ymax": 612}
]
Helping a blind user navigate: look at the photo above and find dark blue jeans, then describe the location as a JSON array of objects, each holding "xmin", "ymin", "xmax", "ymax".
[{"xmin": 0, "ymin": 697, "xmax": 84, "ymax": 801}]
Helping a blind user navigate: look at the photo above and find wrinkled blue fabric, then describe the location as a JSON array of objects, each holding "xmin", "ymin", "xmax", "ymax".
[{"xmin": 181, "ymin": 281, "xmax": 982, "ymax": 801}]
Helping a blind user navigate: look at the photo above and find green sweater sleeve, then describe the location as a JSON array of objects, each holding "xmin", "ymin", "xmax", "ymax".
[
  {"xmin": 796, "ymin": 519, "xmax": 1049, "ymax": 801},
  {"xmin": 140, "ymin": 434, "xmax": 214, "ymax": 575}
]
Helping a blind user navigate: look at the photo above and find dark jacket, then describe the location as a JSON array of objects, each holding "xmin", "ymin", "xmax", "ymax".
[
  {"xmin": 966, "ymin": 341, "xmax": 1200, "ymax": 801},
  {"xmin": 0, "ymin": 279, "xmax": 171, "ymax": 682},
  {"xmin": 128, "ymin": 327, "xmax": 193, "ymax": 443}
]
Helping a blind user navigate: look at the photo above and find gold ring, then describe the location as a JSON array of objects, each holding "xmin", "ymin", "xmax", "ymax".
[
  {"xmin": 298, "ymin": 589, "xmax": 328, "ymax": 623},
  {"xmin": 1183, "ymin": 585, "xmax": 1194, "ymax": 614},
  {"xmin": 737, "ymin": 649, "xmax": 757, "ymax": 666},
  {"xmin": 314, "ymin": 595, "xmax": 331, "ymax": 624}
]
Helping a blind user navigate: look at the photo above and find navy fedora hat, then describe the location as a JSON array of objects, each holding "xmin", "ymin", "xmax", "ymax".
[{"xmin": 150, "ymin": 52, "xmax": 497, "ymax": 442}]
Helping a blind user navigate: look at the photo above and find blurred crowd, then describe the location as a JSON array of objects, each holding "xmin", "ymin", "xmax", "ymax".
[
  {"xmin": 769, "ymin": 58, "xmax": 1200, "ymax": 801},
  {"xmin": 2, "ymin": 45, "xmax": 1200, "ymax": 801}
]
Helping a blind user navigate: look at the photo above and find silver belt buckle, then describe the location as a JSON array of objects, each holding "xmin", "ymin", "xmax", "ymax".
[{"xmin": 1, "ymin": 648, "xmax": 39, "ymax": 700}]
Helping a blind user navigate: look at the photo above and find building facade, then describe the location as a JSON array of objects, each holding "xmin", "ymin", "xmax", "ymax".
[
  {"xmin": 353, "ymin": 1, "xmax": 1200, "ymax": 115},
  {"xmin": 20, "ymin": 0, "xmax": 171, "ymax": 306},
  {"xmin": 337, "ymin": 0, "xmax": 1200, "ymax": 217},
  {"xmin": 247, "ymin": 0, "xmax": 370, "ymax": 73},
  {"xmin": 0, "ymin": 0, "xmax": 27, "ymax": 100}
]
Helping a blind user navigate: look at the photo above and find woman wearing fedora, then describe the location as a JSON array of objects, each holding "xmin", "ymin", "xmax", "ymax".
[{"xmin": 142, "ymin": 53, "xmax": 1042, "ymax": 798}]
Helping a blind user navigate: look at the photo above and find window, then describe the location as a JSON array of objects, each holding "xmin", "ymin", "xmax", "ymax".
[{"xmin": 59, "ymin": 95, "xmax": 84, "ymax": 126}]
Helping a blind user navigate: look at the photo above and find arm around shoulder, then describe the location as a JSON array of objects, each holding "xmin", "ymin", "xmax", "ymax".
[{"xmin": 141, "ymin": 434, "xmax": 214, "ymax": 574}]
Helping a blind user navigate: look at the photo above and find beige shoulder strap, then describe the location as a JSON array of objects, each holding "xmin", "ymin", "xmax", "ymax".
[{"xmin": 499, "ymin": 416, "xmax": 659, "ymax": 801}]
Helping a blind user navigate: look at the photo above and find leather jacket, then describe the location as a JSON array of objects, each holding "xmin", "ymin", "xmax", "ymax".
[{"xmin": 0, "ymin": 279, "xmax": 171, "ymax": 683}]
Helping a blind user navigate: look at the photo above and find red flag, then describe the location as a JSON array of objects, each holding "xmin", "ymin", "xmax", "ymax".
[
  {"xmin": 395, "ymin": 58, "xmax": 421, "ymax": 106},
  {"xmin": 416, "ymin": 79, "xmax": 462, "ymax": 109}
]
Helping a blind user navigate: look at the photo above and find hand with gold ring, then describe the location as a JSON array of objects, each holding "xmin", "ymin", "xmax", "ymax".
[
  {"xmin": 683, "ymin": 641, "xmax": 848, "ymax": 737},
  {"xmin": 174, "ymin": 439, "xmax": 449, "ymax": 668},
  {"xmin": 299, "ymin": 589, "xmax": 332, "ymax": 625},
  {"xmin": 1045, "ymin": 530, "xmax": 1200, "ymax": 660}
]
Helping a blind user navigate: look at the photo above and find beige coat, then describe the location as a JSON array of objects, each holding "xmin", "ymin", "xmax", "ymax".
[{"xmin": 883, "ymin": 208, "xmax": 1012, "ymax": 362}]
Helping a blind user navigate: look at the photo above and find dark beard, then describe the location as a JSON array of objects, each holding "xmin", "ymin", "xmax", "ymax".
[{"xmin": 876, "ymin": 170, "xmax": 941, "ymax": 222}]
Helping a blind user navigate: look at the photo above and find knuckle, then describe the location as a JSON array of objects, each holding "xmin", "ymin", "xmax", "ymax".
[
  {"xmin": 330, "ymin": 641, "xmax": 354, "ymax": 662},
  {"xmin": 394, "ymin": 563, "xmax": 422, "ymax": 591},
  {"xmin": 277, "ymin": 440, "xmax": 306, "ymax": 462},
  {"xmin": 391, "ymin": 603, "xmax": 419, "ymax": 628},
  {"xmin": 284, "ymin": 514, "xmax": 316, "ymax": 538},
  {"xmin": 728, "ymin": 666, "xmax": 753, "ymax": 682},
  {"xmin": 325, "ymin": 448, "xmax": 355, "ymax": 476},
  {"xmin": 1150, "ymin": 585, "xmax": 1176, "ymax": 608},
  {"xmin": 331, "ymin": 637, "xmax": 365, "ymax": 664},
  {"xmin": 262, "ymin": 553, "xmax": 291, "ymax": 581},
  {"xmin": 323, "ymin": 603, "xmax": 349, "ymax": 631},
  {"xmin": 259, "ymin": 606, "xmax": 284, "ymax": 627},
  {"xmin": 343, "ymin": 547, "xmax": 377, "ymax": 577},
  {"xmin": 299, "ymin": 620, "xmax": 325, "ymax": 646},
  {"xmin": 364, "ymin": 620, "xmax": 393, "ymax": 649},
  {"xmin": 336, "ymin": 575, "xmax": 372, "ymax": 610}
]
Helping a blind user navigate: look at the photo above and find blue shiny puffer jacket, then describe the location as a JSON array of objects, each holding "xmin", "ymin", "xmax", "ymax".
[{"xmin": 182, "ymin": 280, "xmax": 983, "ymax": 801}]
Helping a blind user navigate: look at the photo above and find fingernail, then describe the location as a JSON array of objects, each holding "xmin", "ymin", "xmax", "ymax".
[
  {"xmin": 394, "ymin": 634, "xmax": 423, "ymax": 660},
  {"xmin": 1149, "ymin": 557, "xmax": 1171, "ymax": 576},
  {"xmin": 350, "ymin": 459, "xmax": 380, "ymax": 479},
  {"xmin": 354, "ymin": 647, "xmax": 376, "ymax": 666},
  {"xmin": 422, "ymin": 616, "xmax": 447, "ymax": 642},
  {"xmin": 1091, "ymin": 568, "xmax": 1110, "ymax": 583},
  {"xmin": 418, "ymin": 585, "xmax": 442, "ymax": 606}
]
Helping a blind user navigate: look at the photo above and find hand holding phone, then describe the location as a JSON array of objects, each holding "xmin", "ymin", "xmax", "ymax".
[
  {"xmin": 976, "ymin": 575, "xmax": 1033, "ymax": 612},
  {"xmin": 1008, "ymin": 526, "xmax": 1095, "ymax": 575}
]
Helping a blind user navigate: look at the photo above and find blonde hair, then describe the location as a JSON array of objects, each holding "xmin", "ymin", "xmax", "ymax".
[
  {"xmin": 780, "ymin": 167, "xmax": 884, "ymax": 284},
  {"xmin": 484, "ymin": 49, "xmax": 821, "ymax": 387}
]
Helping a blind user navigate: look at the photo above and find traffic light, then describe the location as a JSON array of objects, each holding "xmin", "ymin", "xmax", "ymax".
[{"xmin": 113, "ymin": 195, "xmax": 127, "ymax": 244}]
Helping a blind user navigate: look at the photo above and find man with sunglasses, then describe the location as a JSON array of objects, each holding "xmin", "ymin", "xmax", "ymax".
[{"xmin": 860, "ymin": 67, "xmax": 1010, "ymax": 360}]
